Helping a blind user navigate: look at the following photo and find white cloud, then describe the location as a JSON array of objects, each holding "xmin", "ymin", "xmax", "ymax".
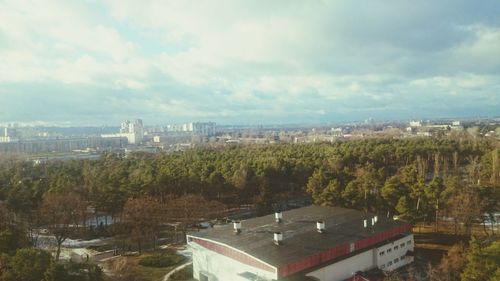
[
  {"xmin": 450, "ymin": 25, "xmax": 500, "ymax": 73},
  {"xmin": 0, "ymin": 0, "xmax": 140, "ymax": 84},
  {"xmin": 0, "ymin": 0, "xmax": 499, "ymax": 124},
  {"xmin": 113, "ymin": 79, "xmax": 147, "ymax": 90}
]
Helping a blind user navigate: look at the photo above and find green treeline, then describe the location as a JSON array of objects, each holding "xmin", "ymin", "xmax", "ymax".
[{"xmin": 0, "ymin": 137, "xmax": 498, "ymax": 232}]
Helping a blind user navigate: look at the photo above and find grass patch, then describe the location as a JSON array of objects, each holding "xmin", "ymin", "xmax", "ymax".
[
  {"xmin": 169, "ymin": 264, "xmax": 193, "ymax": 280},
  {"xmin": 104, "ymin": 251, "xmax": 185, "ymax": 281},
  {"xmin": 138, "ymin": 252, "xmax": 185, "ymax": 268}
]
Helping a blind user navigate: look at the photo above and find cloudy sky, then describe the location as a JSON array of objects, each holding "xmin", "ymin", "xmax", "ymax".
[{"xmin": 0, "ymin": 0, "xmax": 499, "ymax": 125}]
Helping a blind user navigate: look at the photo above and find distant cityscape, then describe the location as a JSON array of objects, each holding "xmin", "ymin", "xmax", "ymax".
[{"xmin": 0, "ymin": 117, "xmax": 498, "ymax": 163}]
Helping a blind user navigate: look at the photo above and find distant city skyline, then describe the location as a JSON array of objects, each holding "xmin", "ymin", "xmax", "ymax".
[
  {"xmin": 1, "ymin": 1, "xmax": 499, "ymax": 125},
  {"xmin": 1, "ymin": 115, "xmax": 499, "ymax": 129}
]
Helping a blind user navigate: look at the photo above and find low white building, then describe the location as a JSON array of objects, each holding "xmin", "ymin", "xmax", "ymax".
[
  {"xmin": 187, "ymin": 206, "xmax": 414, "ymax": 281},
  {"xmin": 166, "ymin": 122, "xmax": 216, "ymax": 136}
]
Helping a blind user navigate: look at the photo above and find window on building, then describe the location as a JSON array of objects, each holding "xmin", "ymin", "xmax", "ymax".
[
  {"xmin": 239, "ymin": 272, "xmax": 268, "ymax": 281},
  {"xmin": 388, "ymin": 261, "xmax": 393, "ymax": 266},
  {"xmin": 407, "ymin": 240, "xmax": 412, "ymax": 245},
  {"xmin": 400, "ymin": 243, "xmax": 405, "ymax": 248},
  {"xmin": 379, "ymin": 251, "xmax": 385, "ymax": 256},
  {"xmin": 394, "ymin": 258, "xmax": 399, "ymax": 263},
  {"xmin": 387, "ymin": 248, "xmax": 392, "ymax": 253},
  {"xmin": 401, "ymin": 255, "xmax": 406, "ymax": 260},
  {"xmin": 394, "ymin": 245, "xmax": 399, "ymax": 250}
]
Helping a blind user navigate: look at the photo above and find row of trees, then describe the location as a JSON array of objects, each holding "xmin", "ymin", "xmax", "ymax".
[
  {"xmin": 1, "ymin": 138, "xmax": 497, "ymax": 228},
  {"xmin": 121, "ymin": 194, "xmax": 225, "ymax": 253},
  {"xmin": 0, "ymin": 248, "xmax": 102, "ymax": 281},
  {"xmin": 1, "ymin": 190, "xmax": 222, "ymax": 280},
  {"xmin": 386, "ymin": 238, "xmax": 500, "ymax": 281},
  {"xmin": 2, "ymin": 192, "xmax": 225, "ymax": 262},
  {"xmin": 0, "ymin": 204, "xmax": 104, "ymax": 281}
]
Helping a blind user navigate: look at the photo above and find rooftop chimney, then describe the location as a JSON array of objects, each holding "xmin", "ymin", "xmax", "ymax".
[
  {"xmin": 233, "ymin": 221, "xmax": 241, "ymax": 234},
  {"xmin": 274, "ymin": 231, "xmax": 283, "ymax": 245},
  {"xmin": 316, "ymin": 221, "xmax": 326, "ymax": 233},
  {"xmin": 374, "ymin": 216, "xmax": 378, "ymax": 223},
  {"xmin": 275, "ymin": 212, "xmax": 283, "ymax": 223},
  {"xmin": 363, "ymin": 219, "xmax": 368, "ymax": 228}
]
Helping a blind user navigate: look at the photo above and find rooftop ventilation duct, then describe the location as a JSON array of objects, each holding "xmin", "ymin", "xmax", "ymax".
[
  {"xmin": 275, "ymin": 212, "xmax": 283, "ymax": 223},
  {"xmin": 233, "ymin": 221, "xmax": 241, "ymax": 234},
  {"xmin": 316, "ymin": 221, "xmax": 325, "ymax": 233},
  {"xmin": 274, "ymin": 232, "xmax": 283, "ymax": 245}
]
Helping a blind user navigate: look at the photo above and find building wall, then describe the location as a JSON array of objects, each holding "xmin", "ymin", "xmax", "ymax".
[
  {"xmin": 167, "ymin": 122, "xmax": 216, "ymax": 136},
  {"xmin": 188, "ymin": 239, "xmax": 277, "ymax": 281},
  {"xmin": 306, "ymin": 249, "xmax": 374, "ymax": 281},
  {"xmin": 0, "ymin": 136, "xmax": 17, "ymax": 143},
  {"xmin": 102, "ymin": 132, "xmax": 145, "ymax": 144},
  {"xmin": 306, "ymin": 234, "xmax": 414, "ymax": 281},
  {"xmin": 0, "ymin": 137, "xmax": 127, "ymax": 154},
  {"xmin": 375, "ymin": 234, "xmax": 414, "ymax": 271}
]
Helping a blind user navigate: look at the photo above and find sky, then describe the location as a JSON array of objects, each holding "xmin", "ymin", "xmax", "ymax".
[{"xmin": 0, "ymin": 0, "xmax": 499, "ymax": 126}]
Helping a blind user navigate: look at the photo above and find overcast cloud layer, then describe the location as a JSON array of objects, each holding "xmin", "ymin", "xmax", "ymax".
[{"xmin": 0, "ymin": 0, "xmax": 499, "ymax": 125}]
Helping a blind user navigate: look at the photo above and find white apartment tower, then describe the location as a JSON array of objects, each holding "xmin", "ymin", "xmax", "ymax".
[{"xmin": 102, "ymin": 119, "xmax": 144, "ymax": 144}]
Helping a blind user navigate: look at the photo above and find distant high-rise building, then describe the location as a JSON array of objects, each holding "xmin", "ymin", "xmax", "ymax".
[
  {"xmin": 0, "ymin": 127, "xmax": 19, "ymax": 143},
  {"xmin": 120, "ymin": 120, "xmax": 130, "ymax": 133},
  {"xmin": 409, "ymin": 121, "xmax": 422, "ymax": 128},
  {"xmin": 364, "ymin": 117, "xmax": 375, "ymax": 125},
  {"xmin": 191, "ymin": 122, "xmax": 216, "ymax": 136},
  {"xmin": 102, "ymin": 119, "xmax": 144, "ymax": 144}
]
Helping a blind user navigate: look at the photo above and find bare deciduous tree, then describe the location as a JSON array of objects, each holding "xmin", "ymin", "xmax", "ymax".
[
  {"xmin": 122, "ymin": 196, "xmax": 163, "ymax": 253},
  {"xmin": 40, "ymin": 193, "xmax": 86, "ymax": 261},
  {"xmin": 448, "ymin": 188, "xmax": 483, "ymax": 236}
]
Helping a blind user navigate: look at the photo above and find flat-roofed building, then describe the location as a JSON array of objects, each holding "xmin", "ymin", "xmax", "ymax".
[{"xmin": 187, "ymin": 205, "xmax": 414, "ymax": 281}]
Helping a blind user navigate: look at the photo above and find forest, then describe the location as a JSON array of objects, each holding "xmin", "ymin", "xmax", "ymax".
[
  {"xmin": 1, "ymin": 137, "xmax": 498, "ymax": 229},
  {"xmin": 0, "ymin": 136, "xmax": 499, "ymax": 280}
]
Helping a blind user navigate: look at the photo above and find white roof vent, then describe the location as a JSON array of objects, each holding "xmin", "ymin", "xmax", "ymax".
[
  {"xmin": 233, "ymin": 221, "xmax": 241, "ymax": 234},
  {"xmin": 274, "ymin": 231, "xmax": 283, "ymax": 245},
  {"xmin": 363, "ymin": 219, "xmax": 368, "ymax": 228},
  {"xmin": 316, "ymin": 221, "xmax": 325, "ymax": 233},
  {"xmin": 275, "ymin": 212, "xmax": 283, "ymax": 223}
]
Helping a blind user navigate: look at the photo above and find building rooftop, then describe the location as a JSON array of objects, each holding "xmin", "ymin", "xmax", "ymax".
[{"xmin": 189, "ymin": 205, "xmax": 410, "ymax": 277}]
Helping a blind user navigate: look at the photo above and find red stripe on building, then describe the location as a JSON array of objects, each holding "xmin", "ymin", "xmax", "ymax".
[
  {"xmin": 191, "ymin": 238, "xmax": 276, "ymax": 273},
  {"xmin": 277, "ymin": 224, "xmax": 411, "ymax": 277}
]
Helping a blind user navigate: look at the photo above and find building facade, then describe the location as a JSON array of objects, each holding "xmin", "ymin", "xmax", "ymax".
[
  {"xmin": 102, "ymin": 119, "xmax": 144, "ymax": 144},
  {"xmin": 187, "ymin": 206, "xmax": 413, "ymax": 281},
  {"xmin": 166, "ymin": 122, "xmax": 216, "ymax": 136},
  {"xmin": 0, "ymin": 137, "xmax": 127, "ymax": 154}
]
